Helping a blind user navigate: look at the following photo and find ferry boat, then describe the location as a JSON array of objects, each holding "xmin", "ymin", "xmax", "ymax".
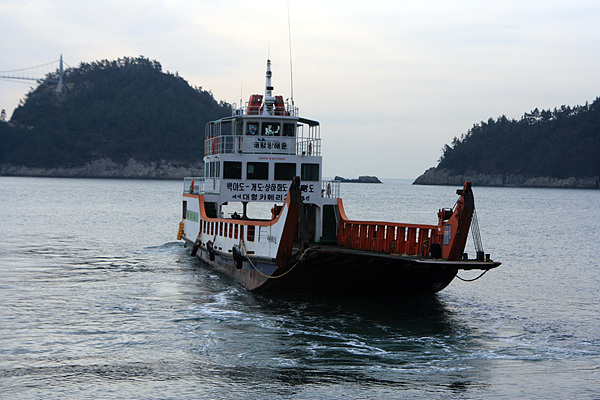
[{"xmin": 177, "ymin": 60, "xmax": 500, "ymax": 295}]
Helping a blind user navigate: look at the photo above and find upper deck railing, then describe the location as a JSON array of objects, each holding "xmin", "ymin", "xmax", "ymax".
[
  {"xmin": 232, "ymin": 97, "xmax": 299, "ymax": 118},
  {"xmin": 204, "ymin": 135, "xmax": 321, "ymax": 157}
]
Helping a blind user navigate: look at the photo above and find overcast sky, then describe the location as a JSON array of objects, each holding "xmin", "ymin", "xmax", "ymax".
[{"xmin": 1, "ymin": 0, "xmax": 599, "ymax": 179}]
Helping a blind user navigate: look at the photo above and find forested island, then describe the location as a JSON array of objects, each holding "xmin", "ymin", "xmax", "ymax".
[
  {"xmin": 414, "ymin": 98, "xmax": 600, "ymax": 189},
  {"xmin": 0, "ymin": 56, "xmax": 231, "ymax": 178}
]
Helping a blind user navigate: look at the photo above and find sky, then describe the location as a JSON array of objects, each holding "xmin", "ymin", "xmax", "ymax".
[{"xmin": 1, "ymin": 0, "xmax": 599, "ymax": 179}]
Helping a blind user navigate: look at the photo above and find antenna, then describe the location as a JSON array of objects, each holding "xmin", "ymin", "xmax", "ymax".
[{"xmin": 287, "ymin": 0, "xmax": 294, "ymax": 106}]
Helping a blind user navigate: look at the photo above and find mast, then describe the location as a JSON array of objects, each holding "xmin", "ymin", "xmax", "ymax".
[{"xmin": 263, "ymin": 59, "xmax": 275, "ymax": 115}]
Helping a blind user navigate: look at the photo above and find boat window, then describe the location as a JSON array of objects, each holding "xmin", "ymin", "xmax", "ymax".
[
  {"xmin": 206, "ymin": 161, "xmax": 219, "ymax": 178},
  {"xmin": 275, "ymin": 163, "xmax": 296, "ymax": 180},
  {"xmin": 223, "ymin": 161, "xmax": 242, "ymax": 179},
  {"xmin": 247, "ymin": 162, "xmax": 269, "ymax": 179},
  {"xmin": 283, "ymin": 123, "xmax": 295, "ymax": 137},
  {"xmin": 206, "ymin": 122, "xmax": 217, "ymax": 137},
  {"xmin": 235, "ymin": 120, "xmax": 243, "ymax": 135},
  {"xmin": 246, "ymin": 122, "xmax": 259, "ymax": 135},
  {"xmin": 221, "ymin": 120, "xmax": 233, "ymax": 136},
  {"xmin": 301, "ymin": 163, "xmax": 319, "ymax": 181},
  {"xmin": 261, "ymin": 122, "xmax": 281, "ymax": 136}
]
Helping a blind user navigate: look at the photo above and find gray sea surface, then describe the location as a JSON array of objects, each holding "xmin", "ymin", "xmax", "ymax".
[{"xmin": 1, "ymin": 177, "xmax": 599, "ymax": 399}]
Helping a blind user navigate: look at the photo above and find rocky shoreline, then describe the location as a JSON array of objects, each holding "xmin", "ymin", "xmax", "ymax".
[
  {"xmin": 0, "ymin": 158, "xmax": 203, "ymax": 180},
  {"xmin": 413, "ymin": 168, "xmax": 599, "ymax": 189}
]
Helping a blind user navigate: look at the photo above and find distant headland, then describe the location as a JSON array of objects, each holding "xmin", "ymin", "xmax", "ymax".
[
  {"xmin": 413, "ymin": 98, "xmax": 600, "ymax": 189},
  {"xmin": 0, "ymin": 56, "xmax": 229, "ymax": 179}
]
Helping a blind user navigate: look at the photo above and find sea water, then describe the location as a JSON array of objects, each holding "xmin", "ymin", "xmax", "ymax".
[{"xmin": 0, "ymin": 177, "xmax": 598, "ymax": 399}]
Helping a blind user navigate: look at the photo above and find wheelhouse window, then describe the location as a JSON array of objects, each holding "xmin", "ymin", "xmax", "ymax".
[
  {"xmin": 261, "ymin": 122, "xmax": 281, "ymax": 136},
  {"xmin": 301, "ymin": 163, "xmax": 319, "ymax": 181},
  {"xmin": 223, "ymin": 161, "xmax": 242, "ymax": 179},
  {"xmin": 205, "ymin": 161, "xmax": 220, "ymax": 178},
  {"xmin": 275, "ymin": 163, "xmax": 296, "ymax": 180},
  {"xmin": 246, "ymin": 122, "xmax": 259, "ymax": 135},
  {"xmin": 283, "ymin": 123, "xmax": 296, "ymax": 137},
  {"xmin": 247, "ymin": 162, "xmax": 269, "ymax": 179},
  {"xmin": 220, "ymin": 120, "xmax": 233, "ymax": 136}
]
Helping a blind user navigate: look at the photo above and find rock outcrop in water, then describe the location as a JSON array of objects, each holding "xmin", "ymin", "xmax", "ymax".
[{"xmin": 334, "ymin": 175, "xmax": 382, "ymax": 183}]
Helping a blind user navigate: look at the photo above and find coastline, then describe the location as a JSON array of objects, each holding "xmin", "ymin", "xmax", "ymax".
[
  {"xmin": 413, "ymin": 168, "xmax": 600, "ymax": 189},
  {"xmin": 0, "ymin": 158, "xmax": 203, "ymax": 180},
  {"xmin": 3, "ymin": 162, "xmax": 598, "ymax": 189}
]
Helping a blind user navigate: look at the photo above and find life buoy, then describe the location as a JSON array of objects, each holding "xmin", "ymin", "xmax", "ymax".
[
  {"xmin": 232, "ymin": 245, "xmax": 243, "ymax": 269},
  {"xmin": 211, "ymin": 139, "xmax": 215, "ymax": 154},
  {"xmin": 190, "ymin": 180, "xmax": 195, "ymax": 193},
  {"xmin": 207, "ymin": 240, "xmax": 215, "ymax": 261}
]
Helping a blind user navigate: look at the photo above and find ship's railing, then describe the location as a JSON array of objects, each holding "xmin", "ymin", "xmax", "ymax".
[
  {"xmin": 205, "ymin": 136, "xmax": 321, "ymax": 157},
  {"xmin": 232, "ymin": 102, "xmax": 299, "ymax": 117},
  {"xmin": 321, "ymin": 180, "xmax": 340, "ymax": 198},
  {"xmin": 337, "ymin": 219, "xmax": 442, "ymax": 256},
  {"xmin": 297, "ymin": 138, "xmax": 321, "ymax": 156},
  {"xmin": 184, "ymin": 177, "xmax": 219, "ymax": 195}
]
